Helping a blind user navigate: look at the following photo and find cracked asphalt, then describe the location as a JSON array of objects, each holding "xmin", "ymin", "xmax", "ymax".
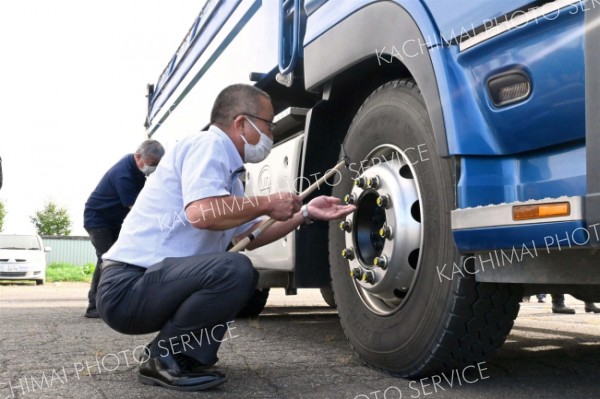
[{"xmin": 0, "ymin": 283, "xmax": 599, "ymax": 399}]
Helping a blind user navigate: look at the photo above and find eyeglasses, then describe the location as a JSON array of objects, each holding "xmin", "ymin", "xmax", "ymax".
[{"xmin": 242, "ymin": 113, "xmax": 276, "ymax": 130}]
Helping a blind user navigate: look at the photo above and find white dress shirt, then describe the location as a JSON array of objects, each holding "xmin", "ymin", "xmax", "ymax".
[{"xmin": 104, "ymin": 125, "xmax": 260, "ymax": 268}]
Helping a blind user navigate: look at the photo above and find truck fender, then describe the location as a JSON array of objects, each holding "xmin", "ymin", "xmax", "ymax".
[{"xmin": 303, "ymin": 1, "xmax": 448, "ymax": 156}]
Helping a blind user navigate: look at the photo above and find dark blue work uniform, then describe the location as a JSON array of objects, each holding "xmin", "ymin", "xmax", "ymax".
[{"xmin": 83, "ymin": 154, "xmax": 146, "ymax": 314}]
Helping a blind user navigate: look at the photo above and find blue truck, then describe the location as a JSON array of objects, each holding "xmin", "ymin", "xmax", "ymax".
[{"xmin": 145, "ymin": 0, "xmax": 600, "ymax": 377}]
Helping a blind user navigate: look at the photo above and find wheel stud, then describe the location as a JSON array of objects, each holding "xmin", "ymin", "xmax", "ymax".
[
  {"xmin": 344, "ymin": 194, "xmax": 356, "ymax": 205},
  {"xmin": 350, "ymin": 267, "xmax": 362, "ymax": 279},
  {"xmin": 341, "ymin": 248, "xmax": 355, "ymax": 260},
  {"xmin": 361, "ymin": 270, "xmax": 376, "ymax": 284},
  {"xmin": 376, "ymin": 194, "xmax": 390, "ymax": 208},
  {"xmin": 354, "ymin": 177, "xmax": 367, "ymax": 188},
  {"xmin": 379, "ymin": 226, "xmax": 393, "ymax": 239},
  {"xmin": 373, "ymin": 255, "xmax": 388, "ymax": 269},
  {"xmin": 367, "ymin": 176, "xmax": 380, "ymax": 189},
  {"xmin": 339, "ymin": 220, "xmax": 352, "ymax": 232}
]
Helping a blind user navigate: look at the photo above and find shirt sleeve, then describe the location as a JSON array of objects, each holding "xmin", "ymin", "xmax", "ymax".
[
  {"xmin": 114, "ymin": 175, "xmax": 142, "ymax": 208},
  {"xmin": 181, "ymin": 136, "xmax": 231, "ymax": 208}
]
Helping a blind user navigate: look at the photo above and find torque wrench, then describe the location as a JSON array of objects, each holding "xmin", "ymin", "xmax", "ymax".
[{"xmin": 229, "ymin": 159, "xmax": 347, "ymax": 252}]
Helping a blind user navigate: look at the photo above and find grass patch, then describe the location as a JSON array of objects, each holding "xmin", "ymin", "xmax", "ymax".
[{"xmin": 46, "ymin": 262, "xmax": 95, "ymax": 283}]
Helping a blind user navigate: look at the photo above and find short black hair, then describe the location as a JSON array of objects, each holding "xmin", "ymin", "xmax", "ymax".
[{"xmin": 210, "ymin": 84, "xmax": 270, "ymax": 126}]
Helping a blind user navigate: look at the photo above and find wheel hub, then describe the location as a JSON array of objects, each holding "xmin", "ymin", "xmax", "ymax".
[{"xmin": 340, "ymin": 147, "xmax": 423, "ymax": 315}]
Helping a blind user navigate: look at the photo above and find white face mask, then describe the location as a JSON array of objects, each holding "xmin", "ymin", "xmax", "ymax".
[
  {"xmin": 141, "ymin": 164, "xmax": 156, "ymax": 176},
  {"xmin": 241, "ymin": 117, "xmax": 273, "ymax": 163}
]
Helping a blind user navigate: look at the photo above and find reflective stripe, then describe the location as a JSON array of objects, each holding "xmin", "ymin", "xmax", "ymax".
[{"xmin": 451, "ymin": 196, "xmax": 584, "ymax": 230}]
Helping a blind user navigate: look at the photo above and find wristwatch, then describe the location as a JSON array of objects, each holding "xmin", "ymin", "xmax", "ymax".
[{"xmin": 300, "ymin": 204, "xmax": 314, "ymax": 225}]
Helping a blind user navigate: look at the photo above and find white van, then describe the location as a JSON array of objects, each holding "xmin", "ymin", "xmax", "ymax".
[{"xmin": 0, "ymin": 234, "xmax": 50, "ymax": 285}]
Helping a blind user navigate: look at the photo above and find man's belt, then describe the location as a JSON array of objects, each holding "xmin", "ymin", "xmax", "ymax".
[{"xmin": 101, "ymin": 259, "xmax": 127, "ymax": 271}]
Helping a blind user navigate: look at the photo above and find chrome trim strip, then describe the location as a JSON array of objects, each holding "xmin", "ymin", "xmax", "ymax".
[
  {"xmin": 459, "ymin": 0, "xmax": 582, "ymax": 51},
  {"xmin": 451, "ymin": 196, "xmax": 584, "ymax": 230}
]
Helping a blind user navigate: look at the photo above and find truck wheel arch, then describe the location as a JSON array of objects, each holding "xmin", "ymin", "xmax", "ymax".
[{"xmin": 303, "ymin": 1, "xmax": 449, "ymax": 156}]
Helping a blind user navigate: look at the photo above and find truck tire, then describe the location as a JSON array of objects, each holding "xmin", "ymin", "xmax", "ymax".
[
  {"xmin": 329, "ymin": 79, "xmax": 522, "ymax": 377},
  {"xmin": 320, "ymin": 285, "xmax": 336, "ymax": 308},
  {"xmin": 236, "ymin": 288, "xmax": 269, "ymax": 318}
]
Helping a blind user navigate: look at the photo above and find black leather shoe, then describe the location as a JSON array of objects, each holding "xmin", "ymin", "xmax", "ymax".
[
  {"xmin": 552, "ymin": 303, "xmax": 576, "ymax": 314},
  {"xmin": 584, "ymin": 303, "xmax": 600, "ymax": 313},
  {"xmin": 138, "ymin": 353, "xmax": 227, "ymax": 391},
  {"xmin": 84, "ymin": 309, "xmax": 100, "ymax": 318},
  {"xmin": 174, "ymin": 353, "xmax": 218, "ymax": 374}
]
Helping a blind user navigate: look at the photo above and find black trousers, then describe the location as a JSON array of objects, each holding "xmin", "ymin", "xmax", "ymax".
[
  {"xmin": 96, "ymin": 252, "xmax": 258, "ymax": 365},
  {"xmin": 85, "ymin": 226, "xmax": 121, "ymax": 312}
]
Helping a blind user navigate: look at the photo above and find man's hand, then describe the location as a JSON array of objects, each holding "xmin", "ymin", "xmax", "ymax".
[
  {"xmin": 306, "ymin": 196, "xmax": 356, "ymax": 221},
  {"xmin": 266, "ymin": 192, "xmax": 302, "ymax": 221},
  {"xmin": 240, "ymin": 195, "xmax": 355, "ymax": 250}
]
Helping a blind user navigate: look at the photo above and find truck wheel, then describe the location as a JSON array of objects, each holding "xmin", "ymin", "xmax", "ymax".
[
  {"xmin": 236, "ymin": 288, "xmax": 270, "ymax": 318},
  {"xmin": 329, "ymin": 79, "xmax": 522, "ymax": 377},
  {"xmin": 320, "ymin": 285, "xmax": 336, "ymax": 308}
]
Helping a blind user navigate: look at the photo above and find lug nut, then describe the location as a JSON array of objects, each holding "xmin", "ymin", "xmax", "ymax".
[
  {"xmin": 354, "ymin": 177, "xmax": 367, "ymax": 188},
  {"xmin": 341, "ymin": 248, "xmax": 355, "ymax": 260},
  {"xmin": 361, "ymin": 270, "xmax": 376, "ymax": 284},
  {"xmin": 379, "ymin": 226, "xmax": 393, "ymax": 239},
  {"xmin": 344, "ymin": 194, "xmax": 356, "ymax": 205},
  {"xmin": 367, "ymin": 176, "xmax": 380, "ymax": 189},
  {"xmin": 374, "ymin": 255, "xmax": 388, "ymax": 269},
  {"xmin": 339, "ymin": 220, "xmax": 352, "ymax": 232},
  {"xmin": 351, "ymin": 268, "xmax": 362, "ymax": 279},
  {"xmin": 376, "ymin": 195, "xmax": 390, "ymax": 208}
]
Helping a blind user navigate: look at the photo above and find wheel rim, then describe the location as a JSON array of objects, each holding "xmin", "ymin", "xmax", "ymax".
[{"xmin": 341, "ymin": 144, "xmax": 424, "ymax": 316}]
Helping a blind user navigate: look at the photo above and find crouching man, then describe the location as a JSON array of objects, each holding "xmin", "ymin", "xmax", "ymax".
[{"xmin": 97, "ymin": 84, "xmax": 355, "ymax": 391}]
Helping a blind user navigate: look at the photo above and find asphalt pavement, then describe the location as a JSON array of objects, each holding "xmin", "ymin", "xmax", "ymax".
[{"xmin": 0, "ymin": 283, "xmax": 599, "ymax": 399}]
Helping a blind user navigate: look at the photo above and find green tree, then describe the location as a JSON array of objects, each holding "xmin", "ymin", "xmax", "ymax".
[
  {"xmin": 0, "ymin": 200, "xmax": 6, "ymax": 232},
  {"xmin": 30, "ymin": 201, "xmax": 72, "ymax": 236}
]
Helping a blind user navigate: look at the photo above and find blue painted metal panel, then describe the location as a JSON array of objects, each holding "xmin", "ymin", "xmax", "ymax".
[
  {"xmin": 305, "ymin": 0, "xmax": 539, "ymax": 43},
  {"xmin": 434, "ymin": 5, "xmax": 587, "ymax": 208},
  {"xmin": 421, "ymin": 0, "xmax": 534, "ymax": 42},
  {"xmin": 304, "ymin": 0, "xmax": 543, "ymax": 47},
  {"xmin": 458, "ymin": 142, "xmax": 586, "ymax": 208},
  {"xmin": 304, "ymin": 0, "xmax": 441, "ymax": 47},
  {"xmin": 429, "ymin": 7, "xmax": 585, "ymax": 157},
  {"xmin": 453, "ymin": 221, "xmax": 588, "ymax": 252},
  {"xmin": 305, "ymin": 1, "xmax": 586, "ymax": 157},
  {"xmin": 450, "ymin": 9, "xmax": 585, "ymax": 155}
]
